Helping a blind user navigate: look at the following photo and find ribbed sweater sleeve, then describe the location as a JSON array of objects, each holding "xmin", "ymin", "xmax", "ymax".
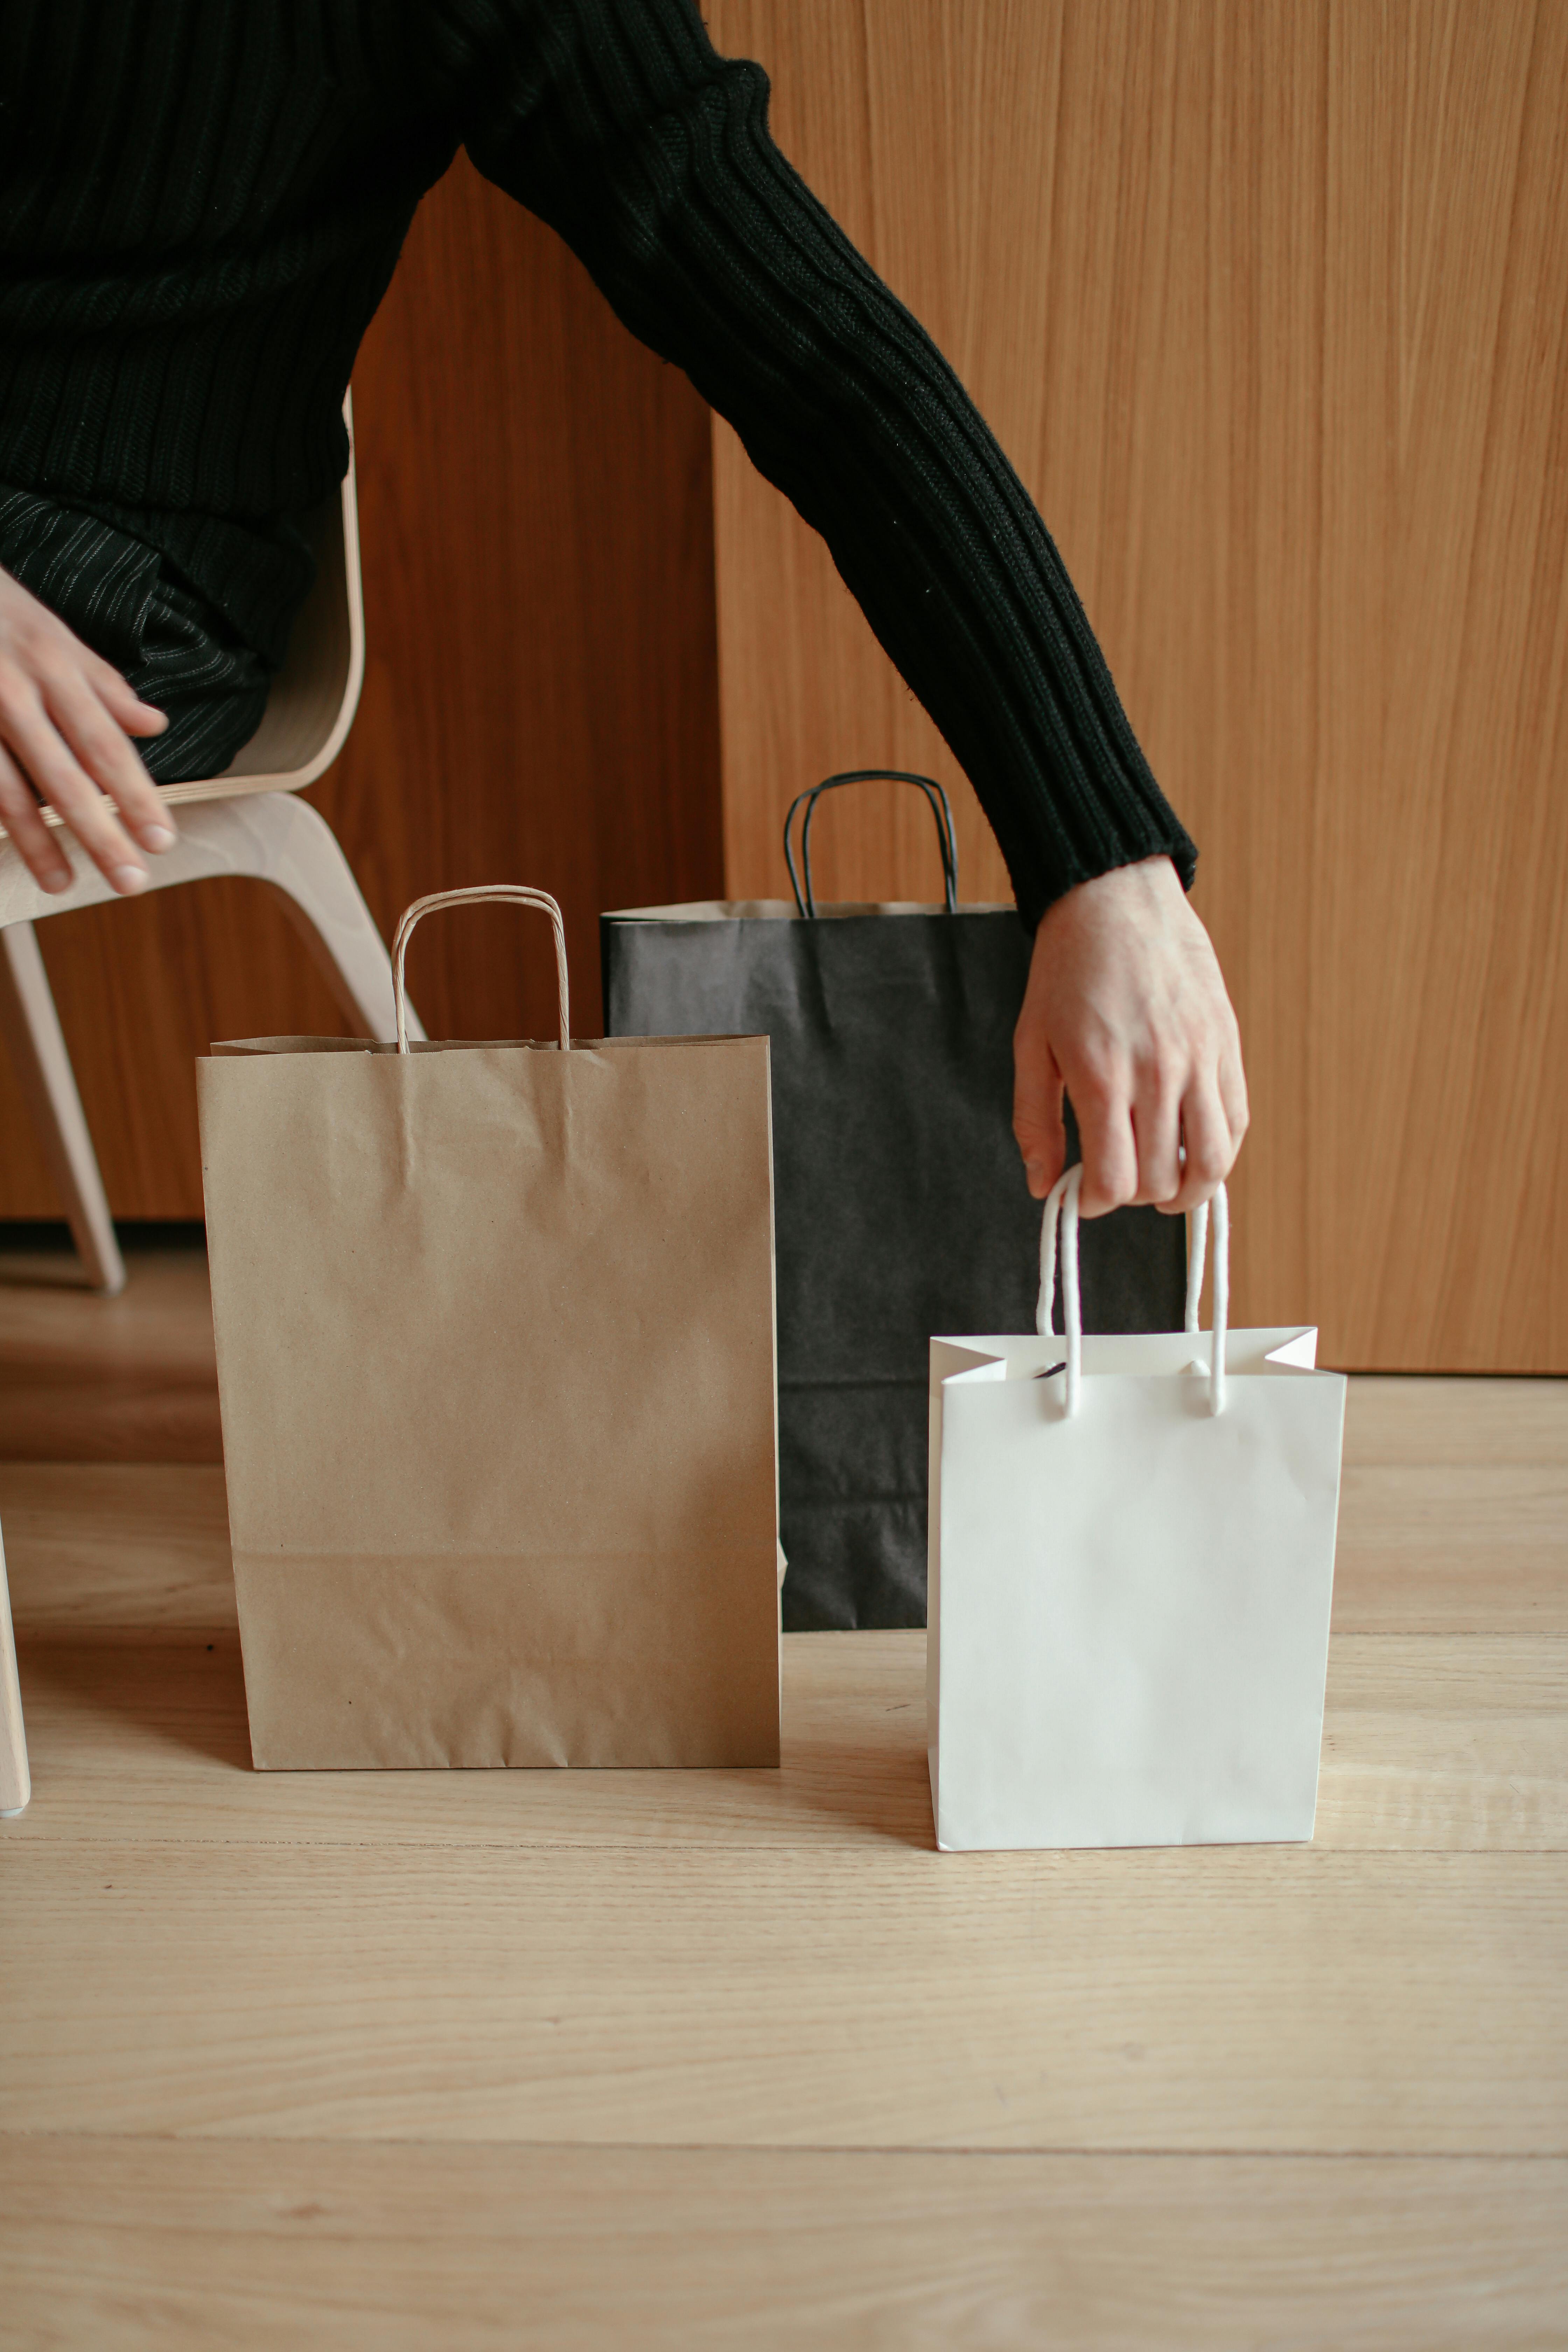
[{"xmin": 445, "ymin": 0, "xmax": 1197, "ymax": 922}]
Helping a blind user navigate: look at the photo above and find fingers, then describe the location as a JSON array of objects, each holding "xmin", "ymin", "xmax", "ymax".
[
  {"xmin": 1218, "ymin": 1038, "xmax": 1250, "ymax": 1148},
  {"xmin": 83, "ymin": 650, "xmax": 170, "ymax": 739},
  {"xmin": 1011, "ymin": 1022, "xmax": 1068, "ymax": 1200},
  {"xmin": 1071, "ymin": 1068, "xmax": 1140, "ymax": 1217},
  {"xmin": 0, "ymin": 567, "xmax": 176, "ymax": 891},
  {"xmin": 43, "ymin": 660, "xmax": 176, "ymax": 854},
  {"xmin": 1158, "ymin": 1078, "xmax": 1235, "ymax": 1213},
  {"xmin": 1081, "ymin": 1050, "xmax": 1244, "ymax": 1218},
  {"xmin": 0, "ymin": 743, "xmax": 72, "ymax": 894},
  {"xmin": 0, "ymin": 665, "xmax": 172, "ymax": 894},
  {"xmin": 0, "ymin": 672, "xmax": 149, "ymax": 891},
  {"xmin": 1130, "ymin": 1068, "xmax": 1183, "ymax": 1209}
]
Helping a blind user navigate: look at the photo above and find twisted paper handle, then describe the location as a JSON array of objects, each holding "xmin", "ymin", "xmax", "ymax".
[{"xmin": 391, "ymin": 886, "xmax": 570, "ymax": 1055}]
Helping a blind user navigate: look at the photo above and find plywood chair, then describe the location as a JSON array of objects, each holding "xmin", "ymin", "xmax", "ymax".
[
  {"xmin": 0, "ymin": 393, "xmax": 423, "ymax": 1295},
  {"xmin": 0, "ymin": 1523, "xmax": 26, "ymax": 1817},
  {"xmin": 0, "ymin": 398, "xmax": 425, "ymax": 1813}
]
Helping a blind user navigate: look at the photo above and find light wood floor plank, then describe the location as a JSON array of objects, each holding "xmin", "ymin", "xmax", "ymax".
[
  {"xmin": 5, "ymin": 1445, "xmax": 1565, "ymax": 1640},
  {"xmin": 5, "ymin": 1632, "xmax": 1563, "ymax": 1854},
  {"xmin": 0, "ymin": 1250, "xmax": 221, "ymax": 1464},
  {"xmin": 1, "ymin": 1843, "xmax": 1561, "ymax": 2151},
  {"xmin": 1316, "ymin": 1634, "xmax": 1568, "ymax": 1849},
  {"xmin": 0, "ymin": 1464, "xmax": 233, "ymax": 1636},
  {"xmin": 2, "ymin": 2138, "xmax": 1565, "ymax": 2352},
  {"xmin": 1, "ymin": 1259, "xmax": 1564, "ymax": 2339},
  {"xmin": 1343, "ymin": 1374, "xmax": 1568, "ymax": 1466},
  {"xmin": 3, "ymin": 1255, "xmax": 1563, "ymax": 1492},
  {"xmin": 1333, "ymin": 1464, "xmax": 1568, "ymax": 1630}
]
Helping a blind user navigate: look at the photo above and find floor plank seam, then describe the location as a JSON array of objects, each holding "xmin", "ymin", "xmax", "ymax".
[
  {"xmin": 7, "ymin": 1837, "xmax": 1568, "ymax": 1857},
  {"xmin": 2, "ymin": 2129, "xmax": 1566, "ymax": 2164}
]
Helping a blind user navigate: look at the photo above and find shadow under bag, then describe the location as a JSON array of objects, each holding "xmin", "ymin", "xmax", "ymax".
[{"xmin": 603, "ymin": 772, "xmax": 1186, "ymax": 1632}]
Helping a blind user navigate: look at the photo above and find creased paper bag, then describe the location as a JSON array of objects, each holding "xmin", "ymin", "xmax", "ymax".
[{"xmin": 198, "ymin": 886, "xmax": 780, "ymax": 1771}]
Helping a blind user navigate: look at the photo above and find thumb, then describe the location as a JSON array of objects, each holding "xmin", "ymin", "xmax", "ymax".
[{"xmin": 1012, "ymin": 1026, "xmax": 1067, "ymax": 1201}]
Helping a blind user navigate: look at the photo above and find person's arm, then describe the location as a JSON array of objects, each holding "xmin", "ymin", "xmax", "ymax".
[
  {"xmin": 452, "ymin": 0, "xmax": 1245, "ymax": 1211},
  {"xmin": 0, "ymin": 565, "xmax": 173, "ymax": 896}
]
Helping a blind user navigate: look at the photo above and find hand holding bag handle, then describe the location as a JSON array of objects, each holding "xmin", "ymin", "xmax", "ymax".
[
  {"xmin": 392, "ymin": 886, "xmax": 571, "ymax": 1054},
  {"xmin": 1037, "ymin": 1164, "xmax": 1229, "ymax": 1417},
  {"xmin": 783, "ymin": 770, "xmax": 960, "ymax": 918}
]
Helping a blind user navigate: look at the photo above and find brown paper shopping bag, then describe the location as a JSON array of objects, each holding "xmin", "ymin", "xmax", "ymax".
[{"xmin": 197, "ymin": 886, "xmax": 780, "ymax": 1771}]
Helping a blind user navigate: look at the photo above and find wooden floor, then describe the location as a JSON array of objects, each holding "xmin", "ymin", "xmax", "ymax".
[{"xmin": 1, "ymin": 1245, "xmax": 1565, "ymax": 2347}]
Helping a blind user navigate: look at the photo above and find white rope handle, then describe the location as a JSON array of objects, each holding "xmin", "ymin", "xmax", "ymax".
[
  {"xmin": 1035, "ymin": 1163, "xmax": 1083, "ymax": 1416},
  {"xmin": 1038, "ymin": 1167, "xmax": 1230, "ymax": 1418},
  {"xmin": 1185, "ymin": 1202, "xmax": 1208, "ymax": 1334},
  {"xmin": 1185, "ymin": 1186, "xmax": 1230, "ymax": 1414},
  {"xmin": 391, "ymin": 887, "xmax": 570, "ymax": 1055}
]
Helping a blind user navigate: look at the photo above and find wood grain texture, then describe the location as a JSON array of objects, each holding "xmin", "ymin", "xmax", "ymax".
[
  {"xmin": 2, "ymin": 1839, "xmax": 1562, "ymax": 2148},
  {"xmin": 0, "ymin": 1248, "xmax": 219, "ymax": 1463},
  {"xmin": 1, "ymin": 1363, "xmax": 1562, "ymax": 1636},
  {"xmin": 0, "ymin": 155, "xmax": 723, "ymax": 1217},
  {"xmin": 0, "ymin": 1547, "xmax": 24, "ymax": 1818},
  {"xmin": 3, "ymin": 2140, "xmax": 1565, "ymax": 2352},
  {"xmin": 5, "ymin": 1632, "xmax": 1564, "ymax": 1855},
  {"xmin": 706, "ymin": 0, "xmax": 1568, "ymax": 1371},
  {"xmin": 1, "ymin": 1282, "xmax": 1566, "ymax": 2337},
  {"xmin": 0, "ymin": 1466, "xmax": 232, "ymax": 1633}
]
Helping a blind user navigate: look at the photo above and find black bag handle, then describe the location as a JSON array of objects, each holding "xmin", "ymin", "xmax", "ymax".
[{"xmin": 782, "ymin": 770, "xmax": 960, "ymax": 919}]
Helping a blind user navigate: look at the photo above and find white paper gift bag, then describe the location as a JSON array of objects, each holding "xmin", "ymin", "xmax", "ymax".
[{"xmin": 927, "ymin": 1166, "xmax": 1346, "ymax": 1851}]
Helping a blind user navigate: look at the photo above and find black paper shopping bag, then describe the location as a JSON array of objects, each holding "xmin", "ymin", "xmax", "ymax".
[{"xmin": 602, "ymin": 772, "xmax": 1185, "ymax": 1631}]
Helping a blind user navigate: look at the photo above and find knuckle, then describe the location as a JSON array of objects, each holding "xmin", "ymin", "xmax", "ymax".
[
  {"xmin": 75, "ymin": 800, "xmax": 122, "ymax": 847},
  {"xmin": 46, "ymin": 771, "xmax": 102, "ymax": 826},
  {"xmin": 116, "ymin": 768, "xmax": 161, "ymax": 809},
  {"xmin": 1070, "ymin": 1060, "xmax": 1120, "ymax": 1110},
  {"xmin": 28, "ymin": 639, "xmax": 71, "ymax": 687},
  {"xmin": 86, "ymin": 725, "xmax": 141, "ymax": 781},
  {"xmin": 10, "ymin": 616, "xmax": 51, "ymax": 660},
  {"xmin": 1090, "ymin": 1156, "xmax": 1139, "ymax": 1210}
]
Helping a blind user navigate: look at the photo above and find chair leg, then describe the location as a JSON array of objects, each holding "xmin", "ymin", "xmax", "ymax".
[
  {"xmin": 0, "ymin": 923, "xmax": 126, "ymax": 1296},
  {"xmin": 171, "ymin": 795, "xmax": 426, "ymax": 1043},
  {"xmin": 0, "ymin": 1527, "xmax": 29, "ymax": 1817},
  {"xmin": 0, "ymin": 794, "xmax": 415, "ymax": 1297}
]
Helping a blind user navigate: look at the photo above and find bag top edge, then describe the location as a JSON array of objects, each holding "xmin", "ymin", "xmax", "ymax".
[
  {"xmin": 205, "ymin": 1034, "xmax": 771, "ymax": 1058},
  {"xmin": 602, "ymin": 899, "xmax": 1017, "ymax": 922}
]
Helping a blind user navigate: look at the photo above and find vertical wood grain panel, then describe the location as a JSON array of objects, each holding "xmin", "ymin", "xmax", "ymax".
[
  {"xmin": 0, "ymin": 156, "xmax": 723, "ymax": 1217},
  {"xmin": 707, "ymin": 0, "xmax": 1567, "ymax": 1370}
]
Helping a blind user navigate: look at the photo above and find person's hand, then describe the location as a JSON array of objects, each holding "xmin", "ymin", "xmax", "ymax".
[
  {"xmin": 0, "ymin": 565, "xmax": 175, "ymax": 896},
  {"xmin": 1013, "ymin": 854, "xmax": 1248, "ymax": 1217}
]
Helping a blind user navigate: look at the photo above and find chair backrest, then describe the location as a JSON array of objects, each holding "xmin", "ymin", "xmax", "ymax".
[{"xmin": 157, "ymin": 392, "xmax": 366, "ymax": 810}]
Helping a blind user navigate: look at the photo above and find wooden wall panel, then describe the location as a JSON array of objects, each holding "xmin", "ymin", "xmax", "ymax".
[
  {"xmin": 0, "ymin": 155, "xmax": 723, "ymax": 1217},
  {"xmin": 707, "ymin": 0, "xmax": 1568, "ymax": 1371}
]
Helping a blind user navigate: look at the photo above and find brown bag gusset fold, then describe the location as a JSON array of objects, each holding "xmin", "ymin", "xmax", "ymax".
[{"xmin": 198, "ymin": 886, "xmax": 780, "ymax": 1771}]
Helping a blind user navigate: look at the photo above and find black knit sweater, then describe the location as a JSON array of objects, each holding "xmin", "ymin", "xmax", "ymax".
[{"xmin": 0, "ymin": 0, "xmax": 1196, "ymax": 921}]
